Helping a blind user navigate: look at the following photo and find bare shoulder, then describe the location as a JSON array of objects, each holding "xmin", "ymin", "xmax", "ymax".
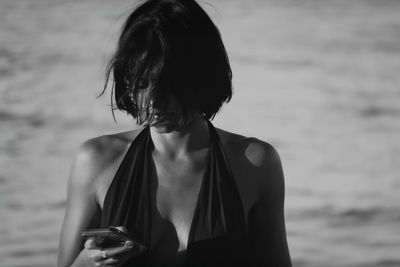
[
  {"xmin": 215, "ymin": 127, "xmax": 284, "ymax": 202},
  {"xmin": 78, "ymin": 129, "xmax": 141, "ymax": 165},
  {"xmin": 216, "ymin": 127, "xmax": 282, "ymax": 169},
  {"xmin": 70, "ymin": 128, "xmax": 143, "ymax": 194}
]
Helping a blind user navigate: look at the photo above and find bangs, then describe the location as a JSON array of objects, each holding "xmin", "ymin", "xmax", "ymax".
[{"xmin": 108, "ymin": 25, "xmax": 172, "ymax": 125}]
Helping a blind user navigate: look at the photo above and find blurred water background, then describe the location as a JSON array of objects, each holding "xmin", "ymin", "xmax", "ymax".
[{"xmin": 1, "ymin": 0, "xmax": 400, "ymax": 266}]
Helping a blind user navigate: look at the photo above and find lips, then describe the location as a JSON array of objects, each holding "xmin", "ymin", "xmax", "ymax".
[{"xmin": 149, "ymin": 111, "xmax": 181, "ymax": 124}]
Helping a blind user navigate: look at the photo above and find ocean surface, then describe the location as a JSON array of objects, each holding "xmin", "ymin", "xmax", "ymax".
[{"xmin": 1, "ymin": 0, "xmax": 400, "ymax": 266}]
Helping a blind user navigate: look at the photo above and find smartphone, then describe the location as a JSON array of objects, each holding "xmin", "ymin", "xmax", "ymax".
[{"xmin": 81, "ymin": 226, "xmax": 147, "ymax": 253}]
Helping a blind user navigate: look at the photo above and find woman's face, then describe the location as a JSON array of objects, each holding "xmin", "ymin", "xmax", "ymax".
[
  {"xmin": 150, "ymin": 96, "xmax": 183, "ymax": 131},
  {"xmin": 136, "ymin": 87, "xmax": 196, "ymax": 132}
]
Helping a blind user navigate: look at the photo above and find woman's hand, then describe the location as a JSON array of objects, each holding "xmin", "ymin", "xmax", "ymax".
[{"xmin": 79, "ymin": 238, "xmax": 138, "ymax": 267}]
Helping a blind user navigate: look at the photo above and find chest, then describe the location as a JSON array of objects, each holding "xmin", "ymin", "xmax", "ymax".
[{"xmin": 150, "ymin": 153, "xmax": 207, "ymax": 253}]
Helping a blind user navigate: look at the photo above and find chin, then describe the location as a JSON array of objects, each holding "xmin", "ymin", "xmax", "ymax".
[
  {"xmin": 150, "ymin": 116, "xmax": 196, "ymax": 133},
  {"xmin": 150, "ymin": 118, "xmax": 182, "ymax": 133}
]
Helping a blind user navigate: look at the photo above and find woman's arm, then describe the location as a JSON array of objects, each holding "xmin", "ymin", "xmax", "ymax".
[
  {"xmin": 57, "ymin": 141, "xmax": 102, "ymax": 267},
  {"xmin": 247, "ymin": 142, "xmax": 292, "ymax": 267}
]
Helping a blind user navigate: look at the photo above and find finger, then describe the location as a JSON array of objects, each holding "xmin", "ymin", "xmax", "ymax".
[
  {"xmin": 93, "ymin": 250, "xmax": 109, "ymax": 262},
  {"xmin": 84, "ymin": 238, "xmax": 96, "ymax": 249},
  {"xmin": 106, "ymin": 241, "xmax": 135, "ymax": 257},
  {"xmin": 101, "ymin": 257, "xmax": 120, "ymax": 266}
]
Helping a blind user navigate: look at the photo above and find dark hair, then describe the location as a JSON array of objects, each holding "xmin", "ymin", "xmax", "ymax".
[{"xmin": 101, "ymin": 0, "xmax": 232, "ymax": 125}]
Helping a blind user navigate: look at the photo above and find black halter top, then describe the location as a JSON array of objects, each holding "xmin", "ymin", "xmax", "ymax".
[{"xmin": 100, "ymin": 121, "xmax": 249, "ymax": 266}]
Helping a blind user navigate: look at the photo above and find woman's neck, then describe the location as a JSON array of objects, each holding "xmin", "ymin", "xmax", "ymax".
[{"xmin": 150, "ymin": 118, "xmax": 210, "ymax": 160}]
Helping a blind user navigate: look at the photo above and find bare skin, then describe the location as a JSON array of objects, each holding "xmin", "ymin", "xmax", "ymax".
[{"xmin": 57, "ymin": 118, "xmax": 292, "ymax": 267}]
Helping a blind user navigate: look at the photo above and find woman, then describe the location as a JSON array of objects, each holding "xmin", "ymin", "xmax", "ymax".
[{"xmin": 57, "ymin": 0, "xmax": 292, "ymax": 266}]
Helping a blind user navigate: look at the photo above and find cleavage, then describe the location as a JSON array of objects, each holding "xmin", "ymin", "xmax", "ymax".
[{"xmin": 150, "ymin": 154, "xmax": 207, "ymax": 252}]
